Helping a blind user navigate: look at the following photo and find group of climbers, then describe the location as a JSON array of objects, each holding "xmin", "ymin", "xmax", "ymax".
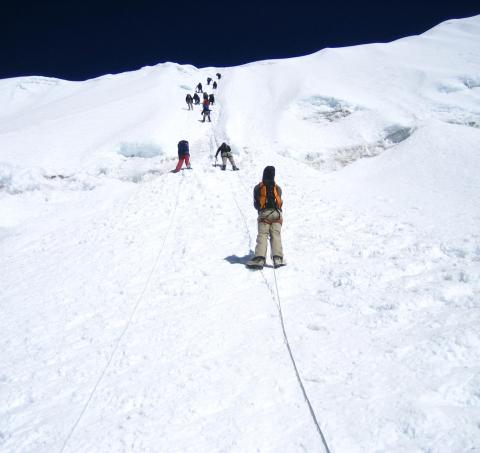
[
  {"xmin": 186, "ymin": 90, "xmax": 214, "ymax": 114},
  {"xmin": 174, "ymin": 71, "xmax": 285, "ymax": 269},
  {"xmin": 172, "ymin": 140, "xmax": 237, "ymax": 173},
  {"xmin": 186, "ymin": 73, "xmax": 221, "ymax": 122}
]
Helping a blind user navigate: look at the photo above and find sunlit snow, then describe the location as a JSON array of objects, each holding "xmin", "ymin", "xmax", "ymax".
[{"xmin": 1, "ymin": 15, "xmax": 480, "ymax": 453}]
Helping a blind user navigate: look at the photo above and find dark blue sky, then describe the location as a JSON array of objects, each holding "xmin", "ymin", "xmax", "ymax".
[{"xmin": 2, "ymin": 0, "xmax": 479, "ymax": 81}]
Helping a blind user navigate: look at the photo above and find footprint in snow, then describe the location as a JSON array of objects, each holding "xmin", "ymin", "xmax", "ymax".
[{"xmin": 306, "ymin": 323, "xmax": 328, "ymax": 333}]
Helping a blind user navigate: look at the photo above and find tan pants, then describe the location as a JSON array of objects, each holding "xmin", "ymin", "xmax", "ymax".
[
  {"xmin": 254, "ymin": 209, "xmax": 283, "ymax": 258},
  {"xmin": 221, "ymin": 152, "xmax": 236, "ymax": 168}
]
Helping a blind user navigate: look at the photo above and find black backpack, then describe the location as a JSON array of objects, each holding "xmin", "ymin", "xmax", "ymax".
[
  {"xmin": 266, "ymin": 184, "xmax": 277, "ymax": 209},
  {"xmin": 259, "ymin": 182, "xmax": 282, "ymax": 210},
  {"xmin": 178, "ymin": 140, "xmax": 189, "ymax": 155}
]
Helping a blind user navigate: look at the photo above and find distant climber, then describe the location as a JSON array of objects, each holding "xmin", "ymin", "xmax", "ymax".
[
  {"xmin": 216, "ymin": 73, "xmax": 221, "ymax": 79},
  {"xmin": 207, "ymin": 77, "xmax": 212, "ymax": 85},
  {"xmin": 246, "ymin": 166, "xmax": 285, "ymax": 269},
  {"xmin": 208, "ymin": 93, "xmax": 215, "ymax": 105},
  {"xmin": 201, "ymin": 98, "xmax": 211, "ymax": 123},
  {"xmin": 172, "ymin": 140, "xmax": 191, "ymax": 173},
  {"xmin": 196, "ymin": 82, "xmax": 203, "ymax": 93},
  {"xmin": 215, "ymin": 142, "xmax": 238, "ymax": 171},
  {"xmin": 212, "ymin": 81, "xmax": 217, "ymax": 89},
  {"xmin": 185, "ymin": 94, "xmax": 193, "ymax": 110},
  {"xmin": 193, "ymin": 93, "xmax": 200, "ymax": 104},
  {"xmin": 203, "ymin": 92, "xmax": 209, "ymax": 100}
]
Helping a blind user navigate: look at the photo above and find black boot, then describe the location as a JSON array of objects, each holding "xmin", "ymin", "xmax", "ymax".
[
  {"xmin": 273, "ymin": 256, "xmax": 286, "ymax": 268},
  {"xmin": 246, "ymin": 256, "xmax": 265, "ymax": 270}
]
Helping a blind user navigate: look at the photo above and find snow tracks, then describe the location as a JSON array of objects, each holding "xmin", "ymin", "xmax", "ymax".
[{"xmin": 47, "ymin": 131, "xmax": 328, "ymax": 452}]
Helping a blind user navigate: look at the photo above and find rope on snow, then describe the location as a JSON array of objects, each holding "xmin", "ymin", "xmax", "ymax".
[{"xmin": 59, "ymin": 175, "xmax": 184, "ymax": 453}]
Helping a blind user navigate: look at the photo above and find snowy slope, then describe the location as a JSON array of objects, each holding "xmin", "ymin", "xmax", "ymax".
[{"xmin": 1, "ymin": 14, "xmax": 480, "ymax": 453}]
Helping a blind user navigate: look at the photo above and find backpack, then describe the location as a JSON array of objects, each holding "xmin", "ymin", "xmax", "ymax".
[
  {"xmin": 178, "ymin": 140, "xmax": 189, "ymax": 155},
  {"xmin": 259, "ymin": 182, "xmax": 282, "ymax": 210},
  {"xmin": 219, "ymin": 143, "xmax": 230, "ymax": 156}
]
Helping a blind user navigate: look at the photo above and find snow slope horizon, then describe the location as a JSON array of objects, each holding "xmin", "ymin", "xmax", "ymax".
[
  {"xmin": 1, "ymin": 14, "xmax": 479, "ymax": 172},
  {"xmin": 1, "ymin": 14, "xmax": 480, "ymax": 453}
]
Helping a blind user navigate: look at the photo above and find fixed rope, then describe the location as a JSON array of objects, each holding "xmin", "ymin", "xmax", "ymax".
[
  {"xmin": 272, "ymin": 270, "xmax": 331, "ymax": 453},
  {"xmin": 59, "ymin": 176, "xmax": 183, "ymax": 453}
]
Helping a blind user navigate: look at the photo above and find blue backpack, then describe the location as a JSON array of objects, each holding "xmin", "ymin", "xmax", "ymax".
[{"xmin": 178, "ymin": 140, "xmax": 189, "ymax": 156}]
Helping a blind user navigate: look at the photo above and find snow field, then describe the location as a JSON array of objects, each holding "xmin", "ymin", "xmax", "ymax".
[
  {"xmin": 1, "ymin": 14, "xmax": 480, "ymax": 453},
  {"xmin": 57, "ymin": 135, "xmax": 324, "ymax": 452}
]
